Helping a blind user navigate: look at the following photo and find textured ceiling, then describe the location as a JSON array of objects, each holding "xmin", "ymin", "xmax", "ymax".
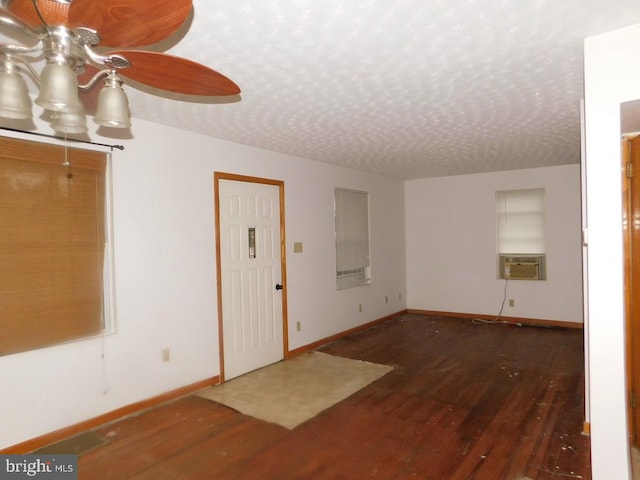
[{"xmin": 10, "ymin": 1, "xmax": 640, "ymax": 179}]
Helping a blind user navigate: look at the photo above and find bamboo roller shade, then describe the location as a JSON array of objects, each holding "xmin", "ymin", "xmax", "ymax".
[{"xmin": 0, "ymin": 136, "xmax": 107, "ymax": 356}]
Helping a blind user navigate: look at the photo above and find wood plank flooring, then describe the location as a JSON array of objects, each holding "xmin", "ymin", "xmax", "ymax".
[{"xmin": 77, "ymin": 314, "xmax": 590, "ymax": 479}]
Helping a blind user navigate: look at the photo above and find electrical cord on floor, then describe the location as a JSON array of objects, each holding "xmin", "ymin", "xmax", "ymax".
[{"xmin": 472, "ymin": 279, "xmax": 522, "ymax": 327}]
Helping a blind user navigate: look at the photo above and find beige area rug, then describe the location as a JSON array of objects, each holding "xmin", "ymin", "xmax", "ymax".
[{"xmin": 196, "ymin": 351, "xmax": 393, "ymax": 429}]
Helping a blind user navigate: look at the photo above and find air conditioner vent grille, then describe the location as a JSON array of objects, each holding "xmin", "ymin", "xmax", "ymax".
[{"xmin": 498, "ymin": 254, "xmax": 546, "ymax": 280}]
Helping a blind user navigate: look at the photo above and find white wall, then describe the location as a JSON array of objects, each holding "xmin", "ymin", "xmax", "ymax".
[
  {"xmin": 583, "ymin": 23, "xmax": 640, "ymax": 480},
  {"xmin": 405, "ymin": 165, "xmax": 583, "ymax": 323},
  {"xmin": 0, "ymin": 119, "xmax": 406, "ymax": 449}
]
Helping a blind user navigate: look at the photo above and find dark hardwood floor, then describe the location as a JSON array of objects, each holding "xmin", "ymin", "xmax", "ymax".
[{"xmin": 77, "ymin": 314, "xmax": 590, "ymax": 479}]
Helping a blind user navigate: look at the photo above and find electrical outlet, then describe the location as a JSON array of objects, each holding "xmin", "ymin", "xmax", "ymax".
[
  {"xmin": 162, "ymin": 348, "xmax": 171, "ymax": 362},
  {"xmin": 296, "ymin": 321, "xmax": 301, "ymax": 332},
  {"xmin": 358, "ymin": 304, "xmax": 363, "ymax": 312},
  {"xmin": 399, "ymin": 293, "xmax": 402, "ymax": 301},
  {"xmin": 385, "ymin": 295, "xmax": 388, "ymax": 304},
  {"xmin": 509, "ymin": 299, "xmax": 515, "ymax": 307}
]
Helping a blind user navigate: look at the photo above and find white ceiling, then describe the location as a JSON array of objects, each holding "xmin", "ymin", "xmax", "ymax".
[{"xmin": 14, "ymin": 1, "xmax": 640, "ymax": 179}]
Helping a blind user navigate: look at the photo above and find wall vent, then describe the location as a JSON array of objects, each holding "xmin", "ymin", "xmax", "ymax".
[{"xmin": 498, "ymin": 254, "xmax": 546, "ymax": 280}]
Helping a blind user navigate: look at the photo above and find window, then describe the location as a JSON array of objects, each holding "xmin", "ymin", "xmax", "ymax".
[
  {"xmin": 0, "ymin": 137, "xmax": 112, "ymax": 355},
  {"xmin": 334, "ymin": 188, "xmax": 370, "ymax": 290},
  {"xmin": 496, "ymin": 188, "xmax": 546, "ymax": 280},
  {"xmin": 497, "ymin": 188, "xmax": 545, "ymax": 253}
]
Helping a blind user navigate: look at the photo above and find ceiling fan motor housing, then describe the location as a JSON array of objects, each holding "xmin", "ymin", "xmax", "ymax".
[{"xmin": 41, "ymin": 26, "xmax": 86, "ymax": 73}]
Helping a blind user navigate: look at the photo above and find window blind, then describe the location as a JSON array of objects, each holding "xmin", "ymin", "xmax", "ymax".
[
  {"xmin": 335, "ymin": 188, "xmax": 370, "ymax": 289},
  {"xmin": 496, "ymin": 188, "xmax": 545, "ymax": 254},
  {"xmin": 0, "ymin": 137, "xmax": 107, "ymax": 355}
]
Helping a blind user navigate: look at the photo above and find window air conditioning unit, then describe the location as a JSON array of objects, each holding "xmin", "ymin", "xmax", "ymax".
[{"xmin": 498, "ymin": 254, "xmax": 546, "ymax": 280}]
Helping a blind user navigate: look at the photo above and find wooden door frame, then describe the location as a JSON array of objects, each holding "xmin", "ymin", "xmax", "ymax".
[
  {"xmin": 214, "ymin": 172, "xmax": 290, "ymax": 383},
  {"xmin": 623, "ymin": 135, "xmax": 639, "ymax": 446}
]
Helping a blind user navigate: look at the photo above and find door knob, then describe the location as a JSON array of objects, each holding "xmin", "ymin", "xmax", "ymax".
[{"xmin": 275, "ymin": 284, "xmax": 283, "ymax": 291}]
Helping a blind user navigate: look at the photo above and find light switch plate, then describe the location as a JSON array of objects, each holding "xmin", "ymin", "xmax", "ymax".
[{"xmin": 293, "ymin": 242, "xmax": 303, "ymax": 253}]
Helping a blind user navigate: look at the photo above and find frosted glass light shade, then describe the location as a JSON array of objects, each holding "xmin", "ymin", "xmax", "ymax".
[
  {"xmin": 0, "ymin": 70, "xmax": 32, "ymax": 119},
  {"xmin": 50, "ymin": 111, "xmax": 88, "ymax": 134},
  {"xmin": 94, "ymin": 85, "xmax": 130, "ymax": 128},
  {"xmin": 35, "ymin": 63, "xmax": 83, "ymax": 112}
]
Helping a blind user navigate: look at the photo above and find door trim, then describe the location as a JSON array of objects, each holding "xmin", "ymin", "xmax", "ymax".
[
  {"xmin": 214, "ymin": 172, "xmax": 289, "ymax": 383},
  {"xmin": 623, "ymin": 136, "xmax": 639, "ymax": 446}
]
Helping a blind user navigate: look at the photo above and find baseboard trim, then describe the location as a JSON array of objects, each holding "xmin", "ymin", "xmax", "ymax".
[
  {"xmin": 406, "ymin": 309, "xmax": 583, "ymax": 329},
  {"xmin": 2, "ymin": 375, "xmax": 219, "ymax": 454},
  {"xmin": 288, "ymin": 310, "xmax": 407, "ymax": 358}
]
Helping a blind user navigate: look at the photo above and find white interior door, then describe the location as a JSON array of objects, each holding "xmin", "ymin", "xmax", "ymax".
[{"xmin": 218, "ymin": 178, "xmax": 285, "ymax": 380}]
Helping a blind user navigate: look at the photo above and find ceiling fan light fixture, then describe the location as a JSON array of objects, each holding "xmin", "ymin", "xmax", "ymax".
[
  {"xmin": 50, "ymin": 111, "xmax": 88, "ymax": 135},
  {"xmin": 0, "ymin": 68, "xmax": 32, "ymax": 120},
  {"xmin": 0, "ymin": 0, "xmax": 239, "ymax": 135},
  {"xmin": 94, "ymin": 73, "xmax": 130, "ymax": 128},
  {"xmin": 35, "ymin": 62, "xmax": 84, "ymax": 113}
]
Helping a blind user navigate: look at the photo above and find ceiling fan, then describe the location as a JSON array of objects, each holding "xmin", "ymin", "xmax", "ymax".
[{"xmin": 0, "ymin": 0, "xmax": 240, "ymax": 133}]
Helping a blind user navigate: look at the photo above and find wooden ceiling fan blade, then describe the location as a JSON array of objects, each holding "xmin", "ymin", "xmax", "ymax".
[
  {"xmin": 109, "ymin": 51, "xmax": 241, "ymax": 97},
  {"xmin": 68, "ymin": 0, "xmax": 192, "ymax": 48},
  {"xmin": 4, "ymin": 0, "xmax": 69, "ymax": 28}
]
